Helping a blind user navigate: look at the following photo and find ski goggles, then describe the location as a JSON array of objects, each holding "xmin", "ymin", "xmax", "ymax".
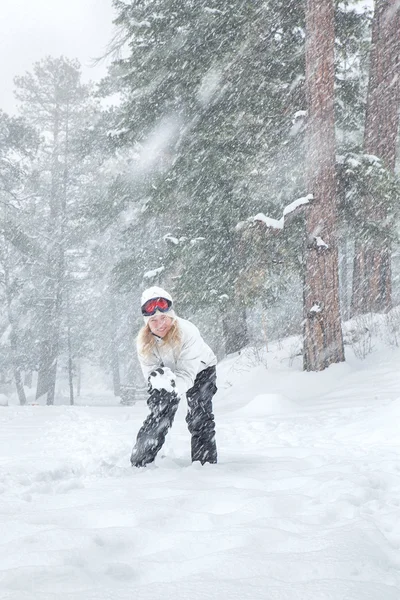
[{"xmin": 141, "ymin": 297, "xmax": 172, "ymax": 317}]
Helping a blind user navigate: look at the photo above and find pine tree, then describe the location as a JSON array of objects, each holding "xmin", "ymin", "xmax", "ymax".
[
  {"xmin": 14, "ymin": 57, "xmax": 96, "ymax": 404},
  {"xmin": 105, "ymin": 0, "xmax": 307, "ymax": 350},
  {"xmin": 0, "ymin": 111, "xmax": 39, "ymax": 403},
  {"xmin": 102, "ymin": 0, "xmax": 378, "ymax": 360},
  {"xmin": 351, "ymin": 0, "xmax": 400, "ymax": 315}
]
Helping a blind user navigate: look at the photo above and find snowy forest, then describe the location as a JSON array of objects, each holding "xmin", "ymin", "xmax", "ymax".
[
  {"xmin": 3, "ymin": 2, "xmax": 400, "ymax": 599},
  {"xmin": 0, "ymin": 0, "xmax": 399, "ymax": 405}
]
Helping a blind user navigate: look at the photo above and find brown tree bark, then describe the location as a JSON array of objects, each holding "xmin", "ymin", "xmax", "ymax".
[
  {"xmin": 351, "ymin": 0, "xmax": 400, "ymax": 315},
  {"xmin": 303, "ymin": 0, "xmax": 345, "ymax": 371}
]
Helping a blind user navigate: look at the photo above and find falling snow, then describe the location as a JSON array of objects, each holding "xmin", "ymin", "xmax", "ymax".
[{"xmin": 0, "ymin": 1, "xmax": 400, "ymax": 598}]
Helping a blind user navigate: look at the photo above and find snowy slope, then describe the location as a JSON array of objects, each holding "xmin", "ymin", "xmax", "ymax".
[{"xmin": 1, "ymin": 336, "xmax": 400, "ymax": 600}]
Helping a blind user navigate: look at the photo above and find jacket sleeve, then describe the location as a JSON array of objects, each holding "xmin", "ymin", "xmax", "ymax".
[
  {"xmin": 174, "ymin": 329, "xmax": 204, "ymax": 395},
  {"xmin": 136, "ymin": 339, "xmax": 158, "ymax": 383}
]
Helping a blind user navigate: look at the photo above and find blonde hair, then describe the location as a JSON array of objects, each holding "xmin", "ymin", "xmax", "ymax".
[{"xmin": 138, "ymin": 319, "xmax": 182, "ymax": 360}]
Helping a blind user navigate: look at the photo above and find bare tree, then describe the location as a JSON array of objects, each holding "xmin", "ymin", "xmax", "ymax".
[
  {"xmin": 351, "ymin": 0, "xmax": 400, "ymax": 315},
  {"xmin": 303, "ymin": 0, "xmax": 345, "ymax": 371}
]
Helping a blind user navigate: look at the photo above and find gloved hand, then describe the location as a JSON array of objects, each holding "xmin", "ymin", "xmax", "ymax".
[{"xmin": 148, "ymin": 366, "xmax": 177, "ymax": 394}]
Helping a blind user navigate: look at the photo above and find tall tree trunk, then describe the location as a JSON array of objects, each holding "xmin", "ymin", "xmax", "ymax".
[
  {"xmin": 303, "ymin": 0, "xmax": 345, "ymax": 371},
  {"xmin": 110, "ymin": 295, "xmax": 121, "ymax": 396},
  {"xmin": 36, "ymin": 248, "xmax": 64, "ymax": 405},
  {"xmin": 224, "ymin": 226, "xmax": 251, "ymax": 357},
  {"xmin": 64, "ymin": 105, "xmax": 74, "ymax": 406},
  {"xmin": 77, "ymin": 359, "xmax": 82, "ymax": 397},
  {"xmin": 36, "ymin": 98, "xmax": 71, "ymax": 405},
  {"xmin": 351, "ymin": 0, "xmax": 400, "ymax": 315},
  {"xmin": 3, "ymin": 247, "xmax": 27, "ymax": 406},
  {"xmin": 36, "ymin": 105, "xmax": 62, "ymax": 404},
  {"xmin": 24, "ymin": 371, "xmax": 32, "ymax": 389},
  {"xmin": 66, "ymin": 288, "xmax": 74, "ymax": 405},
  {"xmin": 222, "ymin": 306, "xmax": 248, "ymax": 355},
  {"xmin": 340, "ymin": 238, "xmax": 350, "ymax": 321}
]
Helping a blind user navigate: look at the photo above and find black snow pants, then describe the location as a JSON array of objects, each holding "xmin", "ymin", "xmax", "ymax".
[{"xmin": 130, "ymin": 366, "xmax": 217, "ymax": 467}]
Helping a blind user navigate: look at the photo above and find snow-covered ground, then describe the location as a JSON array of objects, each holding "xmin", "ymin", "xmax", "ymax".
[{"xmin": 1, "ymin": 333, "xmax": 400, "ymax": 600}]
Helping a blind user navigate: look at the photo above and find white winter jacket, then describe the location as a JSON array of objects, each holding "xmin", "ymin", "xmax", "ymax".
[{"xmin": 137, "ymin": 317, "xmax": 217, "ymax": 396}]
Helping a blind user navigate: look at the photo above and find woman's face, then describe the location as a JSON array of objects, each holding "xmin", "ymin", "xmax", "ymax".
[{"xmin": 148, "ymin": 313, "xmax": 174, "ymax": 338}]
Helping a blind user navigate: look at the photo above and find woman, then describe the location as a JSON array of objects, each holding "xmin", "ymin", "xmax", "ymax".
[{"xmin": 130, "ymin": 286, "xmax": 218, "ymax": 467}]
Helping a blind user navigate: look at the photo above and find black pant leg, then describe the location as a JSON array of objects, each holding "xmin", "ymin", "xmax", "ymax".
[
  {"xmin": 131, "ymin": 388, "xmax": 180, "ymax": 467},
  {"xmin": 186, "ymin": 366, "xmax": 218, "ymax": 465}
]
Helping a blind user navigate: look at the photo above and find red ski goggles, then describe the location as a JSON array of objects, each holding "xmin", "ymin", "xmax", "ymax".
[{"xmin": 141, "ymin": 297, "xmax": 172, "ymax": 317}]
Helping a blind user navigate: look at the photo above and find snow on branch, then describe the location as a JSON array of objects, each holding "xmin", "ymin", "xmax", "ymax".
[
  {"xmin": 237, "ymin": 194, "xmax": 313, "ymax": 232},
  {"xmin": 204, "ymin": 7, "xmax": 223, "ymax": 14},
  {"xmin": 315, "ymin": 236, "xmax": 329, "ymax": 249},
  {"xmin": 283, "ymin": 194, "xmax": 313, "ymax": 217},
  {"xmin": 310, "ymin": 302, "xmax": 323, "ymax": 314},
  {"xmin": 250, "ymin": 214, "xmax": 284, "ymax": 230},
  {"xmin": 144, "ymin": 265, "xmax": 165, "ymax": 279},
  {"xmin": 163, "ymin": 234, "xmax": 179, "ymax": 245}
]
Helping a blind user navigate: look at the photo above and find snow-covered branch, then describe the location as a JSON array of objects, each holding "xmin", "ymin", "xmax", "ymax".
[
  {"xmin": 237, "ymin": 194, "xmax": 313, "ymax": 232},
  {"xmin": 144, "ymin": 265, "xmax": 165, "ymax": 279}
]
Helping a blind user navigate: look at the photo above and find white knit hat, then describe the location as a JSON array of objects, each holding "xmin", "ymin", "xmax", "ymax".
[{"xmin": 141, "ymin": 286, "xmax": 176, "ymax": 324}]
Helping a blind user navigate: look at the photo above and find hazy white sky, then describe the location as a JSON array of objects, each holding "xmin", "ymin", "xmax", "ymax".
[{"xmin": 0, "ymin": 0, "xmax": 116, "ymax": 114}]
